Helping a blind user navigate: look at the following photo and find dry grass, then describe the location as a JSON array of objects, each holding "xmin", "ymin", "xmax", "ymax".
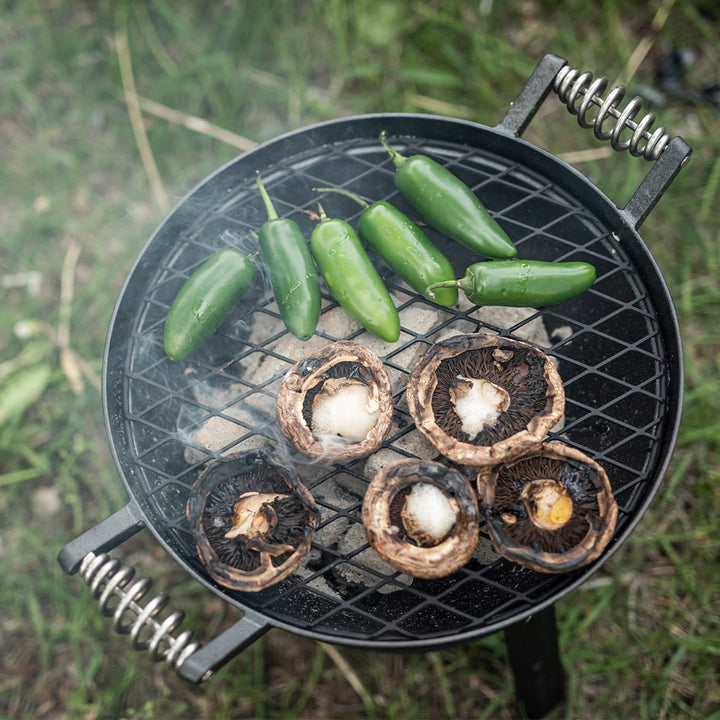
[{"xmin": 1, "ymin": 1, "xmax": 719, "ymax": 718}]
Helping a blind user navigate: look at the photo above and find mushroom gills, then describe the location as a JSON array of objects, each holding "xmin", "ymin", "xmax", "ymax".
[
  {"xmin": 400, "ymin": 483, "xmax": 457, "ymax": 546},
  {"xmin": 450, "ymin": 375, "xmax": 510, "ymax": 439},
  {"xmin": 189, "ymin": 449, "xmax": 320, "ymax": 590},
  {"xmin": 479, "ymin": 445, "xmax": 618, "ymax": 570},
  {"xmin": 311, "ymin": 377, "xmax": 379, "ymax": 443},
  {"xmin": 492, "ymin": 459, "xmax": 595, "ymax": 554},
  {"xmin": 413, "ymin": 335, "xmax": 566, "ymax": 467}
]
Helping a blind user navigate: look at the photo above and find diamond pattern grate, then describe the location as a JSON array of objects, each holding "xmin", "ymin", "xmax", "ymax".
[{"xmin": 103, "ymin": 116, "xmax": 680, "ymax": 650}]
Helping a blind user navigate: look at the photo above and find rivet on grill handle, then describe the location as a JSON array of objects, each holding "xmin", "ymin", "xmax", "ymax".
[{"xmin": 79, "ymin": 552, "xmax": 206, "ymax": 679}]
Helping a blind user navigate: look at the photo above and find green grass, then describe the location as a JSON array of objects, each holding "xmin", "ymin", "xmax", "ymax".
[{"xmin": 2, "ymin": 1, "xmax": 719, "ymax": 718}]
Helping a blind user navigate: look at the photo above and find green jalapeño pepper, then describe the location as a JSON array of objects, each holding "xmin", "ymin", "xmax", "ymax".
[
  {"xmin": 164, "ymin": 248, "xmax": 256, "ymax": 361},
  {"xmin": 380, "ymin": 131, "xmax": 517, "ymax": 260},
  {"xmin": 426, "ymin": 259, "xmax": 596, "ymax": 307},
  {"xmin": 310, "ymin": 204, "xmax": 400, "ymax": 343},
  {"xmin": 256, "ymin": 173, "xmax": 321, "ymax": 341},
  {"xmin": 314, "ymin": 187, "xmax": 458, "ymax": 307}
]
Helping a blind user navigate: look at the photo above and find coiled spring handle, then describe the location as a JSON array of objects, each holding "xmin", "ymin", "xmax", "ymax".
[
  {"xmin": 553, "ymin": 64, "xmax": 671, "ymax": 161},
  {"xmin": 79, "ymin": 551, "xmax": 206, "ymax": 678}
]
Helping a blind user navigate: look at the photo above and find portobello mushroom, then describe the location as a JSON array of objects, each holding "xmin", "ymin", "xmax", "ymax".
[
  {"xmin": 405, "ymin": 333, "xmax": 564, "ymax": 466},
  {"xmin": 477, "ymin": 442, "xmax": 618, "ymax": 573},
  {"xmin": 187, "ymin": 448, "xmax": 320, "ymax": 591},
  {"xmin": 362, "ymin": 458, "xmax": 479, "ymax": 579},
  {"xmin": 275, "ymin": 340, "xmax": 393, "ymax": 462}
]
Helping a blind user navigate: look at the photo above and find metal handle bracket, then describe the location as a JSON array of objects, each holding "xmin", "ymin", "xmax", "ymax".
[
  {"xmin": 177, "ymin": 611, "xmax": 270, "ymax": 684},
  {"xmin": 496, "ymin": 53, "xmax": 692, "ymax": 229},
  {"xmin": 58, "ymin": 506, "xmax": 270, "ymax": 683},
  {"xmin": 57, "ymin": 502, "xmax": 145, "ymax": 574},
  {"xmin": 496, "ymin": 53, "xmax": 568, "ymax": 138},
  {"xmin": 623, "ymin": 135, "xmax": 692, "ymax": 228}
]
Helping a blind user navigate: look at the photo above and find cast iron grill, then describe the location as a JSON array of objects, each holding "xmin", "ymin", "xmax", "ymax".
[
  {"xmin": 120, "ymin": 133, "xmax": 662, "ymax": 633},
  {"xmin": 59, "ymin": 54, "xmax": 690, "ymax": 686}
]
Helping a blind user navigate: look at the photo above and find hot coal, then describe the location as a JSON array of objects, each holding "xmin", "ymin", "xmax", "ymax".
[{"xmin": 176, "ymin": 292, "xmax": 553, "ymax": 594}]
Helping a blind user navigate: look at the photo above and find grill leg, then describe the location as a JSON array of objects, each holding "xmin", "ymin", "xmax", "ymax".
[{"xmin": 503, "ymin": 604, "xmax": 565, "ymax": 718}]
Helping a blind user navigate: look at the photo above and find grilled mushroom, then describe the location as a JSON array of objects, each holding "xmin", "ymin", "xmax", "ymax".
[
  {"xmin": 187, "ymin": 448, "xmax": 320, "ymax": 591},
  {"xmin": 477, "ymin": 442, "xmax": 618, "ymax": 573},
  {"xmin": 362, "ymin": 458, "xmax": 479, "ymax": 579},
  {"xmin": 406, "ymin": 333, "xmax": 565, "ymax": 466},
  {"xmin": 275, "ymin": 340, "xmax": 393, "ymax": 462}
]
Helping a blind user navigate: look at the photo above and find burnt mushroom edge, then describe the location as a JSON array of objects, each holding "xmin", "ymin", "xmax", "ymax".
[
  {"xmin": 362, "ymin": 458, "xmax": 480, "ymax": 580},
  {"xmin": 187, "ymin": 448, "xmax": 320, "ymax": 592},
  {"xmin": 275, "ymin": 340, "xmax": 394, "ymax": 463},
  {"xmin": 406, "ymin": 333, "xmax": 566, "ymax": 467}
]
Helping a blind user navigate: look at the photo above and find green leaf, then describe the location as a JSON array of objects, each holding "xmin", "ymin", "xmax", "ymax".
[{"xmin": 0, "ymin": 364, "xmax": 52, "ymax": 425}]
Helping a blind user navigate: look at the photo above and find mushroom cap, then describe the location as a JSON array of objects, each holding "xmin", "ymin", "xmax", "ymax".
[
  {"xmin": 477, "ymin": 442, "xmax": 618, "ymax": 573},
  {"xmin": 275, "ymin": 340, "xmax": 394, "ymax": 462},
  {"xmin": 406, "ymin": 333, "xmax": 565, "ymax": 466},
  {"xmin": 362, "ymin": 458, "xmax": 480, "ymax": 579},
  {"xmin": 187, "ymin": 448, "xmax": 320, "ymax": 591}
]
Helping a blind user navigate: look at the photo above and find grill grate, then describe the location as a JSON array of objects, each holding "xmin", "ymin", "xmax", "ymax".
[{"xmin": 106, "ymin": 120, "xmax": 673, "ymax": 648}]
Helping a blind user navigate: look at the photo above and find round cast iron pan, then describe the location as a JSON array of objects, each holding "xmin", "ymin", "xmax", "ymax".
[
  {"xmin": 98, "ymin": 115, "xmax": 681, "ymax": 649},
  {"xmin": 95, "ymin": 109, "xmax": 686, "ymax": 656}
]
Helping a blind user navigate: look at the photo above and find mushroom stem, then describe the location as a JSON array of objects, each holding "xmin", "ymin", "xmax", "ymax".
[
  {"xmin": 311, "ymin": 378, "xmax": 380, "ymax": 443},
  {"xmin": 224, "ymin": 491, "xmax": 284, "ymax": 539},
  {"xmin": 401, "ymin": 483, "xmax": 457, "ymax": 546},
  {"xmin": 521, "ymin": 479, "xmax": 573, "ymax": 532},
  {"xmin": 450, "ymin": 376, "xmax": 510, "ymax": 438}
]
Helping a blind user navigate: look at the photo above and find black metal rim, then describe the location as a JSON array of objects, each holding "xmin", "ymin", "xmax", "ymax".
[{"xmin": 102, "ymin": 112, "xmax": 683, "ymax": 651}]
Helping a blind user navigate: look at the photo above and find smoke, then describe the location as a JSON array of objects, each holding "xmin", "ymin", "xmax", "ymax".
[{"xmin": 171, "ymin": 283, "xmax": 552, "ymax": 594}]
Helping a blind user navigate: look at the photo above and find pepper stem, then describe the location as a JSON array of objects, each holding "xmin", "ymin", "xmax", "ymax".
[
  {"xmin": 379, "ymin": 130, "xmax": 407, "ymax": 169},
  {"xmin": 316, "ymin": 203, "xmax": 328, "ymax": 221},
  {"xmin": 313, "ymin": 187, "xmax": 370, "ymax": 209},
  {"xmin": 256, "ymin": 171, "xmax": 279, "ymax": 221},
  {"xmin": 425, "ymin": 272, "xmax": 474, "ymax": 299},
  {"xmin": 425, "ymin": 279, "xmax": 459, "ymax": 299}
]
